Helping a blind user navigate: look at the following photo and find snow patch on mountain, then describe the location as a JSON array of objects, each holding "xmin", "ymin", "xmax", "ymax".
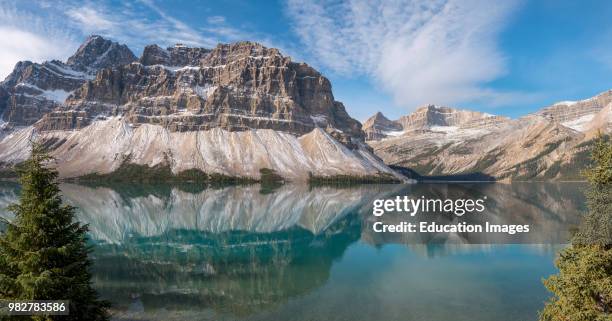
[
  {"xmin": 384, "ymin": 130, "xmax": 405, "ymax": 137},
  {"xmin": 554, "ymin": 101, "xmax": 578, "ymax": 106},
  {"xmin": 193, "ymin": 85, "xmax": 217, "ymax": 99},
  {"xmin": 561, "ymin": 113, "xmax": 596, "ymax": 132},
  {"xmin": 15, "ymin": 83, "xmax": 72, "ymax": 103},
  {"xmin": 45, "ymin": 61, "xmax": 95, "ymax": 80},
  {"xmin": 430, "ymin": 126, "xmax": 459, "ymax": 133}
]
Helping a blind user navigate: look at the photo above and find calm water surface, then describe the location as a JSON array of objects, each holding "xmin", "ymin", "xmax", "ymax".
[{"xmin": 0, "ymin": 182, "xmax": 587, "ymax": 321}]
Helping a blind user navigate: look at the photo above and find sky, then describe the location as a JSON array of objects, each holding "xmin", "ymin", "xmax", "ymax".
[{"xmin": 0, "ymin": 0, "xmax": 611, "ymax": 121}]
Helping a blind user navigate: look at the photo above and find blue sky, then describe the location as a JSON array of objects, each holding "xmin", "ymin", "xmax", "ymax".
[{"xmin": 1, "ymin": 0, "xmax": 611, "ymax": 121}]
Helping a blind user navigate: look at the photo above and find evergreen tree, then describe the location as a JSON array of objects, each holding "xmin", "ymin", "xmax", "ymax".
[
  {"xmin": 0, "ymin": 143, "xmax": 109, "ymax": 320},
  {"xmin": 540, "ymin": 135, "xmax": 612, "ymax": 321}
]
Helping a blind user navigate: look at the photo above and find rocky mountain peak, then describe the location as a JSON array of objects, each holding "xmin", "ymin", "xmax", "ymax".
[
  {"xmin": 370, "ymin": 111, "xmax": 388, "ymax": 121},
  {"xmin": 362, "ymin": 111, "xmax": 402, "ymax": 140},
  {"xmin": 364, "ymin": 104, "xmax": 510, "ymax": 141},
  {"xmin": 66, "ymin": 35, "xmax": 136, "ymax": 72},
  {"xmin": 0, "ymin": 36, "xmax": 402, "ymax": 182},
  {"xmin": 0, "ymin": 35, "xmax": 136, "ymax": 127},
  {"xmin": 397, "ymin": 104, "xmax": 493, "ymax": 130},
  {"xmin": 12, "ymin": 39, "xmax": 362, "ymax": 143}
]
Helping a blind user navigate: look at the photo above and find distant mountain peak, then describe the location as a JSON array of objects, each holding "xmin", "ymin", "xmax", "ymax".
[
  {"xmin": 363, "ymin": 111, "xmax": 402, "ymax": 140},
  {"xmin": 66, "ymin": 35, "xmax": 136, "ymax": 72},
  {"xmin": 371, "ymin": 111, "xmax": 387, "ymax": 119},
  {"xmin": 0, "ymin": 35, "xmax": 138, "ymax": 126}
]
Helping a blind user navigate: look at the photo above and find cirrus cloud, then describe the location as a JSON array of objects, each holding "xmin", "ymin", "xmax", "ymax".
[
  {"xmin": 0, "ymin": 5, "xmax": 78, "ymax": 80},
  {"xmin": 285, "ymin": 0, "xmax": 531, "ymax": 109}
]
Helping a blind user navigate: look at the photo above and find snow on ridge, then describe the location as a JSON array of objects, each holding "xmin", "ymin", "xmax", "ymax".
[
  {"xmin": 430, "ymin": 126, "xmax": 459, "ymax": 133},
  {"xmin": 384, "ymin": 130, "xmax": 405, "ymax": 137},
  {"xmin": 554, "ymin": 100, "xmax": 578, "ymax": 106},
  {"xmin": 44, "ymin": 62, "xmax": 94, "ymax": 80},
  {"xmin": 552, "ymin": 95, "xmax": 600, "ymax": 107},
  {"xmin": 142, "ymin": 63, "xmax": 226, "ymax": 73}
]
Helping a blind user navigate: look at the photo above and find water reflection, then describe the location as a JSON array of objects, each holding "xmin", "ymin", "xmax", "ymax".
[{"xmin": 0, "ymin": 182, "xmax": 586, "ymax": 321}]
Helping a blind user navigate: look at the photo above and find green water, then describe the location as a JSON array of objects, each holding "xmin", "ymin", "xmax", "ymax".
[{"xmin": 0, "ymin": 182, "xmax": 587, "ymax": 320}]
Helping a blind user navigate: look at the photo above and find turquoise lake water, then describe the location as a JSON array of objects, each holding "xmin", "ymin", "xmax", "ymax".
[{"xmin": 0, "ymin": 182, "xmax": 587, "ymax": 320}]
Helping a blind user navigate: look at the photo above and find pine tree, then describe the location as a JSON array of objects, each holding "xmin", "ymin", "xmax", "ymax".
[
  {"xmin": 540, "ymin": 134, "xmax": 612, "ymax": 321},
  {"xmin": 0, "ymin": 143, "xmax": 109, "ymax": 320}
]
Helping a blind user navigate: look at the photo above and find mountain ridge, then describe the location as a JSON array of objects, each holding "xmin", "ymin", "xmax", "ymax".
[
  {"xmin": 0, "ymin": 35, "xmax": 402, "ymax": 182},
  {"xmin": 1, "ymin": 34, "xmax": 609, "ymax": 182},
  {"xmin": 366, "ymin": 90, "xmax": 612, "ymax": 180}
]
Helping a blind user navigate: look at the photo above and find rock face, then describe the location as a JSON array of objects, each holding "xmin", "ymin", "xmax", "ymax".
[
  {"xmin": 534, "ymin": 90, "xmax": 612, "ymax": 122},
  {"xmin": 140, "ymin": 44, "xmax": 211, "ymax": 67},
  {"xmin": 363, "ymin": 105, "xmax": 510, "ymax": 141},
  {"xmin": 0, "ymin": 117, "xmax": 396, "ymax": 180},
  {"xmin": 0, "ymin": 36, "xmax": 398, "ymax": 181},
  {"xmin": 368, "ymin": 90, "xmax": 612, "ymax": 180},
  {"xmin": 36, "ymin": 41, "xmax": 363, "ymax": 145},
  {"xmin": 396, "ymin": 105, "xmax": 501, "ymax": 131},
  {"xmin": 0, "ymin": 35, "xmax": 136, "ymax": 126},
  {"xmin": 362, "ymin": 112, "xmax": 402, "ymax": 140}
]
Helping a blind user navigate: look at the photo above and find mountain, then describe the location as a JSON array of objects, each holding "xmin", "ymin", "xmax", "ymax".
[
  {"xmin": 0, "ymin": 35, "xmax": 136, "ymax": 126},
  {"xmin": 363, "ymin": 105, "xmax": 511, "ymax": 141},
  {"xmin": 362, "ymin": 111, "xmax": 402, "ymax": 140},
  {"xmin": 367, "ymin": 90, "xmax": 612, "ymax": 180},
  {"xmin": 0, "ymin": 36, "xmax": 400, "ymax": 181}
]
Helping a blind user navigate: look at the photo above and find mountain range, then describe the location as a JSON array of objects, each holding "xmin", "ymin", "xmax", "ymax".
[
  {"xmin": 0, "ymin": 35, "xmax": 609, "ymax": 182},
  {"xmin": 0, "ymin": 36, "xmax": 398, "ymax": 182},
  {"xmin": 364, "ymin": 92, "xmax": 612, "ymax": 180}
]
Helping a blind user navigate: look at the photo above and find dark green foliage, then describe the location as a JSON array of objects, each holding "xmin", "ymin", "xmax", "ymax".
[
  {"xmin": 541, "ymin": 244, "xmax": 612, "ymax": 320},
  {"xmin": 76, "ymin": 161, "xmax": 256, "ymax": 185},
  {"xmin": 259, "ymin": 168, "xmax": 284, "ymax": 184},
  {"xmin": 540, "ymin": 134, "xmax": 612, "ymax": 321},
  {"xmin": 78, "ymin": 162, "xmax": 204, "ymax": 183},
  {"xmin": 0, "ymin": 143, "xmax": 109, "ymax": 320},
  {"xmin": 307, "ymin": 172, "xmax": 400, "ymax": 186},
  {"xmin": 207, "ymin": 172, "xmax": 257, "ymax": 185},
  {"xmin": 259, "ymin": 168, "xmax": 284, "ymax": 194},
  {"xmin": 584, "ymin": 135, "xmax": 612, "ymax": 185},
  {"xmin": 553, "ymin": 136, "xmax": 611, "ymax": 181}
]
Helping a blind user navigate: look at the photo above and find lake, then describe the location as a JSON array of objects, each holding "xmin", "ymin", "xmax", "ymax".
[{"xmin": 0, "ymin": 182, "xmax": 587, "ymax": 321}]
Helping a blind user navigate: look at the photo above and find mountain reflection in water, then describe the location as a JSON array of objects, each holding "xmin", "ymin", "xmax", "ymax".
[{"xmin": 0, "ymin": 182, "xmax": 586, "ymax": 321}]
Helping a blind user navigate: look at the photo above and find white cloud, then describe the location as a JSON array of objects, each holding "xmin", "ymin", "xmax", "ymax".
[
  {"xmin": 0, "ymin": 0, "xmax": 279, "ymax": 80},
  {"xmin": 206, "ymin": 16, "xmax": 226, "ymax": 25},
  {"xmin": 62, "ymin": 1, "xmax": 219, "ymax": 49},
  {"xmin": 285, "ymin": 0, "xmax": 529, "ymax": 110},
  {"xmin": 66, "ymin": 7, "xmax": 115, "ymax": 32},
  {"xmin": 0, "ymin": 5, "xmax": 78, "ymax": 79}
]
